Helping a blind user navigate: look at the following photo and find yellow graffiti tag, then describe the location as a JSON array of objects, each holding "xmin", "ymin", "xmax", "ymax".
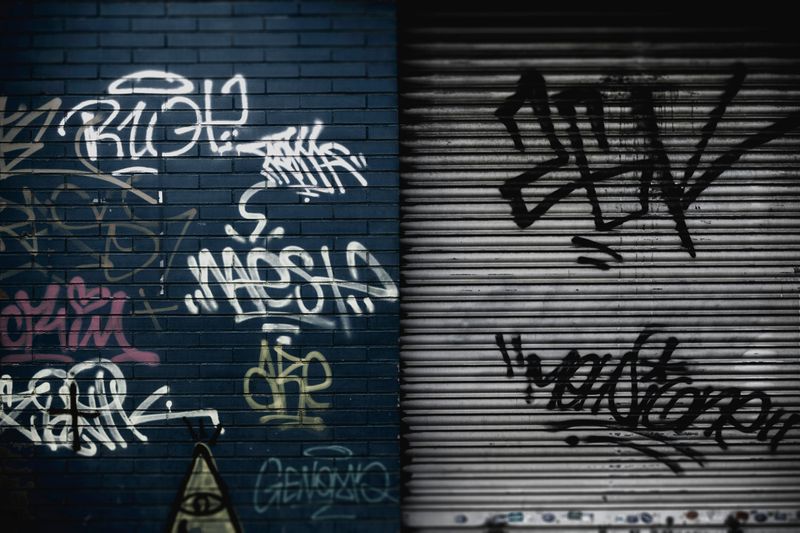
[{"xmin": 243, "ymin": 340, "xmax": 332, "ymax": 431}]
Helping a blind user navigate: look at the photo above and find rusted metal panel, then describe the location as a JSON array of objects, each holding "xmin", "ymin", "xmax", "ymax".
[{"xmin": 399, "ymin": 6, "xmax": 800, "ymax": 531}]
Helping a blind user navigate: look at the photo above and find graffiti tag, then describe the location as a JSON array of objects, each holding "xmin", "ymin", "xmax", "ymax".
[
  {"xmin": 496, "ymin": 327, "xmax": 800, "ymax": 473},
  {"xmin": 0, "ymin": 359, "xmax": 218, "ymax": 456},
  {"xmin": 253, "ymin": 445, "xmax": 397, "ymax": 520}
]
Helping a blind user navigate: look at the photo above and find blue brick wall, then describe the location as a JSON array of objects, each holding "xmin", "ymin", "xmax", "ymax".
[{"xmin": 0, "ymin": 1, "xmax": 399, "ymax": 532}]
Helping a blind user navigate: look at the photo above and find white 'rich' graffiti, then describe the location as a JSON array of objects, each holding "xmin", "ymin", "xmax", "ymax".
[{"xmin": 0, "ymin": 359, "xmax": 219, "ymax": 457}]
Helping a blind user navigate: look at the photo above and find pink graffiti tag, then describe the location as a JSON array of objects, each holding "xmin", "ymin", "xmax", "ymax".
[{"xmin": 0, "ymin": 277, "xmax": 158, "ymax": 364}]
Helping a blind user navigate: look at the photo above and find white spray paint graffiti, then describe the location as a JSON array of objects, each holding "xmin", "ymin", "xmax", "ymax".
[
  {"xmin": 184, "ymin": 221, "xmax": 397, "ymax": 334},
  {"xmin": 237, "ymin": 121, "xmax": 367, "ymax": 202},
  {"xmin": 4, "ymin": 70, "xmax": 366, "ymax": 205},
  {"xmin": 57, "ymin": 70, "xmax": 248, "ymax": 174},
  {"xmin": 0, "ymin": 359, "xmax": 219, "ymax": 457},
  {"xmin": 45, "ymin": 70, "xmax": 367, "ymax": 202},
  {"xmin": 2, "ymin": 70, "xmax": 373, "ymax": 321},
  {"xmin": 2, "ymin": 70, "xmax": 248, "ymax": 205},
  {"xmin": 183, "ymin": 105, "xmax": 393, "ymax": 334}
]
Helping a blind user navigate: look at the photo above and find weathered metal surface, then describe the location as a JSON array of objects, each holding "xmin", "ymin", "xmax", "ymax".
[{"xmin": 399, "ymin": 6, "xmax": 800, "ymax": 531}]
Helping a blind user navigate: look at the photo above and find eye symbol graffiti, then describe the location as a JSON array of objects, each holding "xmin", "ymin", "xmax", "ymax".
[
  {"xmin": 167, "ymin": 441, "xmax": 242, "ymax": 533},
  {"xmin": 180, "ymin": 491, "xmax": 226, "ymax": 516}
]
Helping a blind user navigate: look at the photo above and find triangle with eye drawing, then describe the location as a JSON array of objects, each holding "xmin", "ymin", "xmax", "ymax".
[{"xmin": 167, "ymin": 442, "xmax": 242, "ymax": 533}]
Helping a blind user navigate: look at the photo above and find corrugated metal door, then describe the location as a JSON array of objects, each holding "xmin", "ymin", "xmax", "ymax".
[{"xmin": 399, "ymin": 6, "xmax": 800, "ymax": 531}]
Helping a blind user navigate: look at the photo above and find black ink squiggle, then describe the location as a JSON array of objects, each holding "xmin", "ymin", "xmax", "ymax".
[{"xmin": 496, "ymin": 329, "xmax": 800, "ymax": 474}]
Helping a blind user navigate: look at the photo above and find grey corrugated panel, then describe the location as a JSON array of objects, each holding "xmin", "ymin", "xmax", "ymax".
[
  {"xmin": 406, "ymin": 528, "xmax": 790, "ymax": 533},
  {"xmin": 401, "ymin": 330, "xmax": 798, "ymax": 342},
  {"xmin": 399, "ymin": 6, "xmax": 800, "ymax": 531}
]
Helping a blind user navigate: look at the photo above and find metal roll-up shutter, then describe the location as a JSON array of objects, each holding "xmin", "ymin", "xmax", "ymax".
[{"xmin": 399, "ymin": 6, "xmax": 800, "ymax": 531}]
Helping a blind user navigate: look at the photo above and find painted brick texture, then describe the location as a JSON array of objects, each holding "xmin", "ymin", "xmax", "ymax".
[{"xmin": 0, "ymin": 1, "xmax": 400, "ymax": 532}]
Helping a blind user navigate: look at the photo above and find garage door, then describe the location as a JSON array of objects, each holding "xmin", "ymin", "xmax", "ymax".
[{"xmin": 400, "ymin": 6, "xmax": 800, "ymax": 530}]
